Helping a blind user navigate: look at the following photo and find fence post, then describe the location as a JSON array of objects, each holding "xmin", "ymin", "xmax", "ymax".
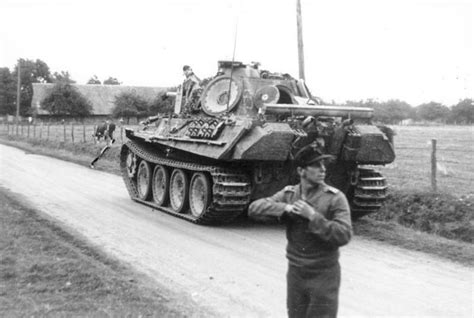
[
  {"xmin": 6, "ymin": 123, "xmax": 9, "ymax": 135},
  {"xmin": 63, "ymin": 121, "xmax": 66, "ymax": 142},
  {"xmin": 47, "ymin": 123, "xmax": 50, "ymax": 141},
  {"xmin": 120, "ymin": 126, "xmax": 123, "ymax": 143},
  {"xmin": 21, "ymin": 123, "xmax": 23, "ymax": 136},
  {"xmin": 33, "ymin": 122, "xmax": 36, "ymax": 138},
  {"xmin": 27, "ymin": 123, "xmax": 30, "ymax": 138},
  {"xmin": 83, "ymin": 124, "xmax": 86, "ymax": 143},
  {"xmin": 71, "ymin": 123, "xmax": 74, "ymax": 144},
  {"xmin": 39, "ymin": 122, "xmax": 43, "ymax": 140},
  {"xmin": 431, "ymin": 139, "xmax": 437, "ymax": 192}
]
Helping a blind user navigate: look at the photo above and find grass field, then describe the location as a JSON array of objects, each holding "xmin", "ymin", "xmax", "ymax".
[{"xmin": 378, "ymin": 125, "xmax": 473, "ymax": 198}]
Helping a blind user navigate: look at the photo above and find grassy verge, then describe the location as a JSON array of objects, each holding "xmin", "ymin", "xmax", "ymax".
[
  {"xmin": 0, "ymin": 188, "xmax": 211, "ymax": 316},
  {"xmin": 353, "ymin": 218, "xmax": 473, "ymax": 266},
  {"xmin": 370, "ymin": 191, "xmax": 473, "ymax": 243},
  {"xmin": 0, "ymin": 135, "xmax": 121, "ymax": 175},
  {"xmin": 0, "ymin": 135, "xmax": 472, "ymax": 267}
]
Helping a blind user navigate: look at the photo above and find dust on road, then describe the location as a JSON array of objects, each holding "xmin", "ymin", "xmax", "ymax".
[{"xmin": 0, "ymin": 144, "xmax": 471, "ymax": 317}]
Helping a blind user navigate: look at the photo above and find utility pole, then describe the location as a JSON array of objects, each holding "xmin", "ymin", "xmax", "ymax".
[
  {"xmin": 296, "ymin": 0, "xmax": 305, "ymax": 80},
  {"xmin": 16, "ymin": 61, "xmax": 21, "ymax": 122}
]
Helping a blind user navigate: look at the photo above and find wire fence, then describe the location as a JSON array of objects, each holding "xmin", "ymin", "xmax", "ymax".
[
  {"xmin": 377, "ymin": 125, "xmax": 473, "ymax": 197},
  {"xmin": 0, "ymin": 122, "xmax": 127, "ymax": 144}
]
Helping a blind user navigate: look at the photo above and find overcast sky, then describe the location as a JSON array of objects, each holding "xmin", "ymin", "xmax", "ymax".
[{"xmin": 0, "ymin": 0, "xmax": 472, "ymax": 106}]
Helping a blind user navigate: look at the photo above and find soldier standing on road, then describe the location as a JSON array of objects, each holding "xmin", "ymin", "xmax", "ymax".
[{"xmin": 248, "ymin": 145, "xmax": 352, "ymax": 318}]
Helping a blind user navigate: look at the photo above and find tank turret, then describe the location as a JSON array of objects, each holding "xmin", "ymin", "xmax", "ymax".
[{"xmin": 120, "ymin": 61, "xmax": 395, "ymax": 224}]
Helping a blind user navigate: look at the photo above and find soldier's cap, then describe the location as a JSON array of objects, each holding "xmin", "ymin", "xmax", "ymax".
[
  {"xmin": 294, "ymin": 145, "xmax": 335, "ymax": 168},
  {"xmin": 183, "ymin": 65, "xmax": 191, "ymax": 71}
]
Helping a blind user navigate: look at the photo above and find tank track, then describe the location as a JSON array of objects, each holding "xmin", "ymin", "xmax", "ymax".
[
  {"xmin": 120, "ymin": 141, "xmax": 251, "ymax": 225},
  {"xmin": 350, "ymin": 168, "xmax": 388, "ymax": 218}
]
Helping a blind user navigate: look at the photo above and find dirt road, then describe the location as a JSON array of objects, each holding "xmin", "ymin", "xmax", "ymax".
[{"xmin": 0, "ymin": 144, "xmax": 471, "ymax": 317}]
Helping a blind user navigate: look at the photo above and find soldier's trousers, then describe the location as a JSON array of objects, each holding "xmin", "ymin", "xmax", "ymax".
[
  {"xmin": 91, "ymin": 145, "xmax": 110, "ymax": 166},
  {"xmin": 286, "ymin": 263, "xmax": 340, "ymax": 318}
]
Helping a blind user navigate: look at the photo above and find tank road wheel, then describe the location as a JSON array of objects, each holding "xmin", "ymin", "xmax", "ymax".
[
  {"xmin": 189, "ymin": 172, "xmax": 212, "ymax": 218},
  {"xmin": 152, "ymin": 165, "xmax": 170, "ymax": 206},
  {"xmin": 169, "ymin": 169, "xmax": 189, "ymax": 213},
  {"xmin": 137, "ymin": 160, "xmax": 152, "ymax": 200}
]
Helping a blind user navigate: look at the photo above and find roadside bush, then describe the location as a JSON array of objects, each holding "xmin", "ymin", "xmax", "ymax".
[{"xmin": 370, "ymin": 190, "xmax": 473, "ymax": 243}]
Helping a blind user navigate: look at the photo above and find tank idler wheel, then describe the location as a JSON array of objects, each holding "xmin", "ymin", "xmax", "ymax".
[
  {"xmin": 189, "ymin": 172, "xmax": 212, "ymax": 218},
  {"xmin": 152, "ymin": 165, "xmax": 170, "ymax": 206},
  {"xmin": 170, "ymin": 169, "xmax": 189, "ymax": 213},
  {"xmin": 137, "ymin": 160, "xmax": 152, "ymax": 200}
]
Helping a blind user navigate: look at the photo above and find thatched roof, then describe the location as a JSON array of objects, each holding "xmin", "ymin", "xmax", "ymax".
[{"xmin": 32, "ymin": 83, "xmax": 168, "ymax": 115}]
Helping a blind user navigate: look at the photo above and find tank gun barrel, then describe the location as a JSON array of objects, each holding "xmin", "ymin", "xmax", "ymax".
[{"xmin": 264, "ymin": 104, "xmax": 373, "ymax": 119}]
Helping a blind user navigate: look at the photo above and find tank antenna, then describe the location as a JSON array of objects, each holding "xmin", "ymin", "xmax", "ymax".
[{"xmin": 226, "ymin": 18, "xmax": 239, "ymax": 113}]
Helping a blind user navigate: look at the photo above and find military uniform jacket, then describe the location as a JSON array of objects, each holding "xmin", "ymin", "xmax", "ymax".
[{"xmin": 249, "ymin": 183, "xmax": 352, "ymax": 269}]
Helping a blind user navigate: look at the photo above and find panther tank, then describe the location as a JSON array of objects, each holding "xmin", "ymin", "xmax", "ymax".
[{"xmin": 120, "ymin": 61, "xmax": 395, "ymax": 224}]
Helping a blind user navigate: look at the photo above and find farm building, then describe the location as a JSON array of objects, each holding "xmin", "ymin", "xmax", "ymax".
[{"xmin": 31, "ymin": 83, "xmax": 168, "ymax": 117}]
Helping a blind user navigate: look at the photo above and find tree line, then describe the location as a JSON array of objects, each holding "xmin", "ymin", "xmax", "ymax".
[
  {"xmin": 339, "ymin": 98, "xmax": 473, "ymax": 125},
  {"xmin": 0, "ymin": 58, "xmax": 171, "ymax": 121},
  {"xmin": 0, "ymin": 58, "xmax": 472, "ymax": 124},
  {"xmin": 0, "ymin": 58, "xmax": 121, "ymax": 117}
]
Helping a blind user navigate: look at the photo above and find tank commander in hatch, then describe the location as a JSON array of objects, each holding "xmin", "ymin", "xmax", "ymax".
[
  {"xmin": 181, "ymin": 65, "xmax": 202, "ymax": 114},
  {"xmin": 248, "ymin": 145, "xmax": 352, "ymax": 318}
]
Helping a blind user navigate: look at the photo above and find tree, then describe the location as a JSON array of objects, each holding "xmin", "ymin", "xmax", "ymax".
[
  {"xmin": 345, "ymin": 98, "xmax": 382, "ymax": 109},
  {"xmin": 52, "ymin": 71, "xmax": 76, "ymax": 84},
  {"xmin": 12, "ymin": 58, "xmax": 53, "ymax": 116},
  {"xmin": 112, "ymin": 92, "xmax": 149, "ymax": 123},
  {"xmin": 416, "ymin": 102, "xmax": 450, "ymax": 122},
  {"xmin": 86, "ymin": 75, "xmax": 101, "ymax": 85},
  {"xmin": 0, "ymin": 67, "xmax": 16, "ymax": 115},
  {"xmin": 103, "ymin": 77, "xmax": 121, "ymax": 85},
  {"xmin": 41, "ymin": 83, "xmax": 92, "ymax": 117},
  {"xmin": 149, "ymin": 91, "xmax": 174, "ymax": 115},
  {"xmin": 373, "ymin": 99, "xmax": 414, "ymax": 124},
  {"xmin": 450, "ymin": 99, "xmax": 473, "ymax": 124}
]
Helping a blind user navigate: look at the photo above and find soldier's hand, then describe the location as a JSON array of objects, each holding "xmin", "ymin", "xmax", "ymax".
[
  {"xmin": 284, "ymin": 204, "xmax": 295, "ymax": 213},
  {"xmin": 292, "ymin": 200, "xmax": 317, "ymax": 219}
]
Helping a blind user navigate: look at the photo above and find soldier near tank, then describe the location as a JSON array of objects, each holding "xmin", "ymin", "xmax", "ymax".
[
  {"xmin": 92, "ymin": 119, "xmax": 116, "ymax": 144},
  {"xmin": 248, "ymin": 145, "xmax": 352, "ymax": 318},
  {"xmin": 90, "ymin": 119, "xmax": 116, "ymax": 168},
  {"xmin": 182, "ymin": 65, "xmax": 202, "ymax": 114}
]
